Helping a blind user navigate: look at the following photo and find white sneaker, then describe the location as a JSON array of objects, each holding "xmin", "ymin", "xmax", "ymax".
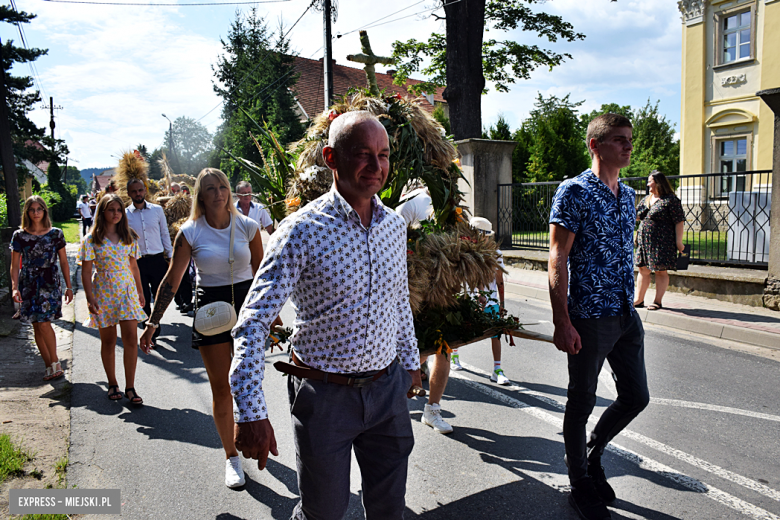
[
  {"xmin": 422, "ymin": 403, "xmax": 453, "ymax": 434},
  {"xmin": 450, "ymin": 355, "xmax": 463, "ymax": 371},
  {"xmin": 225, "ymin": 456, "xmax": 245, "ymax": 488},
  {"xmin": 490, "ymin": 368, "xmax": 510, "ymax": 386}
]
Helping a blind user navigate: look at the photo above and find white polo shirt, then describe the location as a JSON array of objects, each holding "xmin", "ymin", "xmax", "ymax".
[{"xmin": 236, "ymin": 201, "xmax": 273, "ymax": 230}]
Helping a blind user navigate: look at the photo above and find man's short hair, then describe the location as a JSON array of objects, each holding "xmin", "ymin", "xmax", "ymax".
[
  {"xmin": 235, "ymin": 180, "xmax": 252, "ymax": 192},
  {"xmin": 127, "ymin": 178, "xmax": 145, "ymax": 191},
  {"xmin": 327, "ymin": 111, "xmax": 386, "ymax": 152},
  {"xmin": 586, "ymin": 113, "xmax": 633, "ymax": 159},
  {"xmin": 81, "ymin": 195, "xmax": 88, "ymax": 201}
]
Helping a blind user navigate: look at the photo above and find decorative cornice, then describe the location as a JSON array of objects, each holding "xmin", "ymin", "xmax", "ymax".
[{"xmin": 678, "ymin": 0, "xmax": 707, "ymax": 25}]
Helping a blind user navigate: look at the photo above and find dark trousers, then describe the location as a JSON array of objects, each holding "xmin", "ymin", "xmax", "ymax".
[
  {"xmin": 81, "ymin": 217, "xmax": 92, "ymax": 235},
  {"xmin": 564, "ymin": 312, "xmax": 649, "ymax": 483},
  {"xmin": 175, "ymin": 269, "xmax": 192, "ymax": 307},
  {"xmin": 136, "ymin": 253, "xmax": 168, "ymax": 320},
  {"xmin": 287, "ymin": 360, "xmax": 414, "ymax": 520}
]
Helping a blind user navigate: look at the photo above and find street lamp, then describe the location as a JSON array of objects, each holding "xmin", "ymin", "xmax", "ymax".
[{"xmin": 162, "ymin": 114, "xmax": 180, "ymax": 174}]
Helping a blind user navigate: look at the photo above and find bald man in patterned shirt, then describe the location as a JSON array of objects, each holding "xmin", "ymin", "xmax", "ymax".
[{"xmin": 230, "ymin": 111, "xmax": 422, "ymax": 519}]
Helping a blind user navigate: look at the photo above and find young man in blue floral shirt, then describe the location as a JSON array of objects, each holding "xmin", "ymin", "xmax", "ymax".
[{"xmin": 548, "ymin": 113, "xmax": 650, "ymax": 520}]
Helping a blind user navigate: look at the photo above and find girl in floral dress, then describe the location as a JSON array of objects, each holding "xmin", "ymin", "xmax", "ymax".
[
  {"xmin": 10, "ymin": 196, "xmax": 73, "ymax": 381},
  {"xmin": 80, "ymin": 194, "xmax": 148, "ymax": 403}
]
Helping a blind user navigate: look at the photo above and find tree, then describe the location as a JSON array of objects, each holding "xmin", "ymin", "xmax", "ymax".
[
  {"xmin": 518, "ymin": 93, "xmax": 589, "ymax": 183},
  {"xmin": 484, "ymin": 114, "xmax": 511, "ymax": 140},
  {"xmin": 391, "ymin": 0, "xmax": 584, "ymax": 140},
  {"xmin": 63, "ymin": 165, "xmax": 87, "ymax": 195},
  {"xmin": 0, "ymin": 6, "xmax": 51, "ymax": 199},
  {"xmin": 147, "ymin": 147, "xmax": 164, "ymax": 180},
  {"xmin": 165, "ymin": 117, "xmax": 213, "ymax": 176},
  {"xmin": 581, "ymin": 100, "xmax": 679, "ymax": 178},
  {"xmin": 45, "ymin": 160, "xmax": 74, "ymax": 221},
  {"xmin": 432, "ymin": 105, "xmax": 450, "ymax": 136},
  {"xmin": 212, "ymin": 9, "xmax": 304, "ymax": 183}
]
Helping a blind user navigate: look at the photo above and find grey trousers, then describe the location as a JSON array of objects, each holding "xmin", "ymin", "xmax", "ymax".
[
  {"xmin": 287, "ymin": 360, "xmax": 414, "ymax": 520},
  {"xmin": 564, "ymin": 312, "xmax": 650, "ymax": 483}
]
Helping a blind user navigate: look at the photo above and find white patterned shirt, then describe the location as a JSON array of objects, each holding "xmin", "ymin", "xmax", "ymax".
[{"xmin": 229, "ymin": 187, "xmax": 420, "ymax": 423}]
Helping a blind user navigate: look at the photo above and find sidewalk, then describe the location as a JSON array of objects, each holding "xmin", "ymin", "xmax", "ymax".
[{"xmin": 504, "ymin": 264, "xmax": 780, "ymax": 351}]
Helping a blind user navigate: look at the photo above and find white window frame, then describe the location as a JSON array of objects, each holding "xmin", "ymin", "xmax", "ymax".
[
  {"xmin": 711, "ymin": 133, "xmax": 752, "ymax": 198},
  {"xmin": 714, "ymin": 2, "xmax": 756, "ymax": 68}
]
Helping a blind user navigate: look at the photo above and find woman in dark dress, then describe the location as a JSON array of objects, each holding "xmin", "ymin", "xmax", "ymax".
[
  {"xmin": 634, "ymin": 171, "xmax": 685, "ymax": 310},
  {"xmin": 10, "ymin": 196, "xmax": 73, "ymax": 380}
]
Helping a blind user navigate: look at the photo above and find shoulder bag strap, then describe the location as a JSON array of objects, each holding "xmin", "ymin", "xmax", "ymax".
[{"xmin": 229, "ymin": 214, "xmax": 236, "ymax": 307}]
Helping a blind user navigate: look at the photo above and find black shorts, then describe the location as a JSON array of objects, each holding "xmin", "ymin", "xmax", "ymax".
[{"xmin": 191, "ymin": 279, "xmax": 252, "ymax": 349}]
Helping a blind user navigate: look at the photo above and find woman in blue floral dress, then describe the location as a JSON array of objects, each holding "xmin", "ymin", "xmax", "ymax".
[{"xmin": 10, "ymin": 196, "xmax": 73, "ymax": 381}]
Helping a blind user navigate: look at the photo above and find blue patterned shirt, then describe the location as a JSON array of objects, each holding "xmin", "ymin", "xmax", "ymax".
[
  {"xmin": 229, "ymin": 187, "xmax": 420, "ymax": 423},
  {"xmin": 549, "ymin": 170, "xmax": 636, "ymax": 319}
]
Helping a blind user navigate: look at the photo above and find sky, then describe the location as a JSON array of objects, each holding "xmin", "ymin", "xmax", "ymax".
[{"xmin": 3, "ymin": 0, "xmax": 683, "ymax": 170}]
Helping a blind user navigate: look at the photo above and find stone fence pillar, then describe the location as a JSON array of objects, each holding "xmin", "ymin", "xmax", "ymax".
[
  {"xmin": 455, "ymin": 139, "xmax": 517, "ymax": 245},
  {"xmin": 757, "ymin": 88, "xmax": 780, "ymax": 309}
]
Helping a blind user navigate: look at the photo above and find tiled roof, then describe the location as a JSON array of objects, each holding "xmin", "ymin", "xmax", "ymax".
[{"xmin": 290, "ymin": 55, "xmax": 446, "ymax": 120}]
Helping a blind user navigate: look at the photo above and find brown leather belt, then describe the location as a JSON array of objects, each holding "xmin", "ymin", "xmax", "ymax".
[{"xmin": 273, "ymin": 352, "xmax": 389, "ymax": 388}]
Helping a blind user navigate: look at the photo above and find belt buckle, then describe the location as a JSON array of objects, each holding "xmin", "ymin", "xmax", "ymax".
[{"xmin": 349, "ymin": 376, "xmax": 374, "ymax": 388}]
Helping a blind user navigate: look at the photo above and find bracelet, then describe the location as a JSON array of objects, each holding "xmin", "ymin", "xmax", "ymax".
[{"xmin": 65, "ymin": 288, "xmax": 73, "ymax": 292}]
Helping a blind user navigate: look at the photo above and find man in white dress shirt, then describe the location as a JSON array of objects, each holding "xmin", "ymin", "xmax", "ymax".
[
  {"xmin": 235, "ymin": 181, "xmax": 274, "ymax": 235},
  {"xmin": 230, "ymin": 111, "xmax": 422, "ymax": 519},
  {"xmin": 126, "ymin": 179, "xmax": 173, "ymax": 337}
]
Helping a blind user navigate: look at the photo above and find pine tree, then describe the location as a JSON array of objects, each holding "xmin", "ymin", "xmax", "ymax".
[{"xmin": 212, "ymin": 9, "xmax": 304, "ymax": 183}]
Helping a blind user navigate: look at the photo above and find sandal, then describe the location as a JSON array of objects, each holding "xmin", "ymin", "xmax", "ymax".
[
  {"xmin": 50, "ymin": 361, "xmax": 64, "ymax": 380},
  {"xmin": 125, "ymin": 388, "xmax": 143, "ymax": 405},
  {"xmin": 43, "ymin": 366, "xmax": 55, "ymax": 381},
  {"xmin": 633, "ymin": 301, "xmax": 644, "ymax": 308},
  {"xmin": 107, "ymin": 385, "xmax": 123, "ymax": 400},
  {"xmin": 647, "ymin": 302, "xmax": 663, "ymax": 311}
]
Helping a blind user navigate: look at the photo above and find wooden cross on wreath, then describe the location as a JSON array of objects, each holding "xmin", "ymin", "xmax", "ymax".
[{"xmin": 346, "ymin": 30, "xmax": 395, "ymax": 97}]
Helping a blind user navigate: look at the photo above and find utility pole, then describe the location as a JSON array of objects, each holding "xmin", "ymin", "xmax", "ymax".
[
  {"xmin": 162, "ymin": 114, "xmax": 181, "ymax": 174},
  {"xmin": 322, "ymin": 0, "xmax": 334, "ymax": 109},
  {"xmin": 0, "ymin": 38, "xmax": 21, "ymax": 229}
]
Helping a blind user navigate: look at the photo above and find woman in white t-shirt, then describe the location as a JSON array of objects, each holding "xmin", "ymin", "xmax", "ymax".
[{"xmin": 140, "ymin": 168, "xmax": 265, "ymax": 488}]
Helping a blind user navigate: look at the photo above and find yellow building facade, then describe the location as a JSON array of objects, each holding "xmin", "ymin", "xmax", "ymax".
[{"xmin": 679, "ymin": 0, "xmax": 780, "ymax": 177}]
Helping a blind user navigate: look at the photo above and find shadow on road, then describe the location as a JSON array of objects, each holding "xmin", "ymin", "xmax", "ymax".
[{"xmin": 416, "ymin": 425, "xmax": 688, "ymax": 520}]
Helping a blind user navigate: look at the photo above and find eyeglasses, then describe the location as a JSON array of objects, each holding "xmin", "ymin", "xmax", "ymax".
[{"xmin": 28, "ymin": 207, "xmax": 45, "ymax": 213}]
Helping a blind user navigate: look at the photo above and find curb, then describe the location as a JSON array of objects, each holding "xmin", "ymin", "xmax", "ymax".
[{"xmin": 505, "ymin": 281, "xmax": 780, "ymax": 351}]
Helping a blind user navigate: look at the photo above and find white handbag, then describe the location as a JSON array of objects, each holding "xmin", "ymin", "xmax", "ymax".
[{"xmin": 194, "ymin": 215, "xmax": 238, "ymax": 336}]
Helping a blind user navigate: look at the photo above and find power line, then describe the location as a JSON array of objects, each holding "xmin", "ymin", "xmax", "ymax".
[
  {"xmin": 339, "ymin": 0, "xmax": 461, "ymax": 37},
  {"xmin": 335, "ymin": 0, "xmax": 426, "ymax": 39},
  {"xmin": 9, "ymin": 0, "xmax": 48, "ymax": 100},
  {"xmin": 41, "ymin": 0, "xmax": 291, "ymax": 5}
]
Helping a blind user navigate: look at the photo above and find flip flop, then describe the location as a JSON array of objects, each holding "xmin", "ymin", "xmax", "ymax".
[
  {"xmin": 107, "ymin": 385, "xmax": 123, "ymax": 400},
  {"xmin": 43, "ymin": 366, "xmax": 54, "ymax": 381},
  {"xmin": 647, "ymin": 302, "xmax": 663, "ymax": 311},
  {"xmin": 634, "ymin": 302, "xmax": 645, "ymax": 308},
  {"xmin": 125, "ymin": 388, "xmax": 143, "ymax": 405}
]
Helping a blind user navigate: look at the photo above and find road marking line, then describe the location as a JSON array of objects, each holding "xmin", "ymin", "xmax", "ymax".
[
  {"xmin": 450, "ymin": 371, "xmax": 780, "ymax": 520},
  {"xmin": 649, "ymin": 398, "xmax": 780, "ymax": 423},
  {"xmin": 455, "ymin": 363, "xmax": 780, "ymax": 510}
]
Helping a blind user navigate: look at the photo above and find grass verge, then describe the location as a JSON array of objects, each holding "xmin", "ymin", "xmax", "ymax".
[
  {"xmin": 0, "ymin": 434, "xmax": 33, "ymax": 484},
  {"xmin": 51, "ymin": 219, "xmax": 80, "ymax": 244}
]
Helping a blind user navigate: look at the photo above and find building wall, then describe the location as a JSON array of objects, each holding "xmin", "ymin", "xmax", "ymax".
[{"xmin": 680, "ymin": 0, "xmax": 778, "ymax": 175}]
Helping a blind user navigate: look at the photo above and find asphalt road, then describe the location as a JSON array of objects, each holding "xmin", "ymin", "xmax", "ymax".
[{"xmin": 68, "ymin": 292, "xmax": 780, "ymax": 520}]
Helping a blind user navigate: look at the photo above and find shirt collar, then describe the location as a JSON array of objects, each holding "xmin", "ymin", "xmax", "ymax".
[
  {"xmin": 585, "ymin": 169, "xmax": 625, "ymax": 198},
  {"xmin": 328, "ymin": 186, "xmax": 386, "ymax": 226},
  {"xmin": 128, "ymin": 201, "xmax": 148, "ymax": 212}
]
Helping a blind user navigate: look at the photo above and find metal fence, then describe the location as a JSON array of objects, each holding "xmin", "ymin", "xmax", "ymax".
[{"xmin": 496, "ymin": 170, "xmax": 773, "ymax": 267}]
